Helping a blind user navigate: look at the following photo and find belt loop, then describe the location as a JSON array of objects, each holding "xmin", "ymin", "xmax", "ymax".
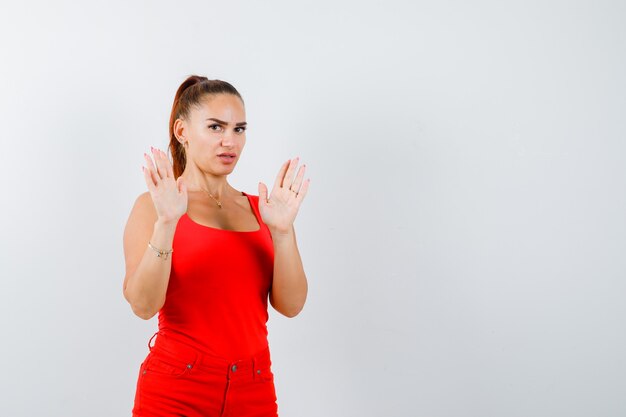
[{"xmin": 148, "ymin": 331, "xmax": 158, "ymax": 352}]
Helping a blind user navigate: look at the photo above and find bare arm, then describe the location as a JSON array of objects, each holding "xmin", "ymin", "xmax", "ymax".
[
  {"xmin": 123, "ymin": 147, "xmax": 188, "ymax": 320},
  {"xmin": 123, "ymin": 193, "xmax": 179, "ymax": 319},
  {"xmin": 258, "ymin": 156, "xmax": 311, "ymax": 318},
  {"xmin": 268, "ymin": 224, "xmax": 308, "ymax": 317}
]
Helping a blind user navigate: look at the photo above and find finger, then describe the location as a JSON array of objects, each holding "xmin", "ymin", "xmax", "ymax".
[
  {"xmin": 258, "ymin": 182, "xmax": 269, "ymax": 205},
  {"xmin": 142, "ymin": 165, "xmax": 157, "ymax": 193},
  {"xmin": 272, "ymin": 159, "xmax": 290, "ymax": 193},
  {"xmin": 159, "ymin": 148, "xmax": 172, "ymax": 178},
  {"xmin": 164, "ymin": 148, "xmax": 175, "ymax": 178},
  {"xmin": 290, "ymin": 164, "xmax": 306, "ymax": 194},
  {"xmin": 152, "ymin": 147, "xmax": 169, "ymax": 179},
  {"xmin": 144, "ymin": 152, "xmax": 160, "ymax": 185},
  {"xmin": 283, "ymin": 157, "xmax": 299, "ymax": 190},
  {"xmin": 157, "ymin": 149, "xmax": 170, "ymax": 179},
  {"xmin": 177, "ymin": 176, "xmax": 187, "ymax": 196},
  {"xmin": 296, "ymin": 178, "xmax": 311, "ymax": 202}
]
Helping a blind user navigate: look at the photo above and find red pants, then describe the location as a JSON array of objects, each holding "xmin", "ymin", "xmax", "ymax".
[{"xmin": 132, "ymin": 332, "xmax": 279, "ymax": 417}]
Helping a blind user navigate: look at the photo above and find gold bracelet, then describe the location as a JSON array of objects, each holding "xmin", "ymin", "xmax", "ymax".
[{"xmin": 148, "ymin": 241, "xmax": 173, "ymax": 260}]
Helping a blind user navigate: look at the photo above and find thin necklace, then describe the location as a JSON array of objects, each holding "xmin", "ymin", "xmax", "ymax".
[{"xmin": 199, "ymin": 185, "xmax": 223, "ymax": 208}]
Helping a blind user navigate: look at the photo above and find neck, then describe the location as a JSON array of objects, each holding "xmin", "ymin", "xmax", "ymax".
[{"xmin": 182, "ymin": 172, "xmax": 232, "ymax": 198}]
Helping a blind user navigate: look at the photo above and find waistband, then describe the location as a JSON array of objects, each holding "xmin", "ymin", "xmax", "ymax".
[{"xmin": 147, "ymin": 331, "xmax": 272, "ymax": 378}]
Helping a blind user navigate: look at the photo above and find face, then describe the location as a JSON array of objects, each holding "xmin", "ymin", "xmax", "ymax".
[{"xmin": 176, "ymin": 93, "xmax": 247, "ymax": 175}]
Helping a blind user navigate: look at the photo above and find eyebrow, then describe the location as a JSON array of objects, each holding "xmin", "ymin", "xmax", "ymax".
[{"xmin": 206, "ymin": 118, "xmax": 247, "ymax": 126}]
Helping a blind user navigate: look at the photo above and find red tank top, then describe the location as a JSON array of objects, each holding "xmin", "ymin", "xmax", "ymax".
[{"xmin": 156, "ymin": 191, "xmax": 274, "ymax": 361}]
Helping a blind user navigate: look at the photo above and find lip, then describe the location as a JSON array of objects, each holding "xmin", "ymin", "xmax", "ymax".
[
  {"xmin": 218, "ymin": 153, "xmax": 236, "ymax": 164},
  {"xmin": 218, "ymin": 153, "xmax": 236, "ymax": 157}
]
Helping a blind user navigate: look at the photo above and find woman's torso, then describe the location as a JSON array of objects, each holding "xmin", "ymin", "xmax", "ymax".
[{"xmin": 155, "ymin": 191, "xmax": 275, "ymax": 361}]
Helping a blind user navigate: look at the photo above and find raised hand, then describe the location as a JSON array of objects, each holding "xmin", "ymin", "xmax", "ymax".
[
  {"xmin": 142, "ymin": 146, "xmax": 188, "ymax": 223},
  {"xmin": 258, "ymin": 157, "xmax": 311, "ymax": 234}
]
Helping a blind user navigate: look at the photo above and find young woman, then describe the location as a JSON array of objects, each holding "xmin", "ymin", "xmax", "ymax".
[{"xmin": 122, "ymin": 75, "xmax": 310, "ymax": 417}]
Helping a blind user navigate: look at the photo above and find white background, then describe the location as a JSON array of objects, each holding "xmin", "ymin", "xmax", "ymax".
[{"xmin": 1, "ymin": 1, "xmax": 624, "ymax": 416}]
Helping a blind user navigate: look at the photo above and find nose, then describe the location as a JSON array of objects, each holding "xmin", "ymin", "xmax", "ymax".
[{"xmin": 220, "ymin": 132, "xmax": 235, "ymax": 148}]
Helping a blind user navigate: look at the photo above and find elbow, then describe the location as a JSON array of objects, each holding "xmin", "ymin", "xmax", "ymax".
[
  {"xmin": 271, "ymin": 302, "xmax": 302, "ymax": 318},
  {"xmin": 132, "ymin": 304, "xmax": 158, "ymax": 320},
  {"xmin": 124, "ymin": 289, "xmax": 161, "ymax": 320},
  {"xmin": 283, "ymin": 305, "xmax": 304, "ymax": 318},
  {"xmin": 269, "ymin": 289, "xmax": 306, "ymax": 318}
]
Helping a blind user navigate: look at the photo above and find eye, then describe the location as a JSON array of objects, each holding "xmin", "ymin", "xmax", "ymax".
[
  {"xmin": 208, "ymin": 124, "xmax": 222, "ymax": 132},
  {"xmin": 235, "ymin": 126, "xmax": 247, "ymax": 133}
]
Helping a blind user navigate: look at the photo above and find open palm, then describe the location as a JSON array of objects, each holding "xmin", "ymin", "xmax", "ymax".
[
  {"xmin": 258, "ymin": 157, "xmax": 310, "ymax": 234},
  {"xmin": 143, "ymin": 147, "xmax": 188, "ymax": 223}
]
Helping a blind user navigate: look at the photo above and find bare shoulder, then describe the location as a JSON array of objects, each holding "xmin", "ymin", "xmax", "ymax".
[
  {"xmin": 243, "ymin": 192, "xmax": 260, "ymax": 203},
  {"xmin": 122, "ymin": 192, "xmax": 157, "ymax": 294},
  {"xmin": 126, "ymin": 191, "xmax": 158, "ymax": 229}
]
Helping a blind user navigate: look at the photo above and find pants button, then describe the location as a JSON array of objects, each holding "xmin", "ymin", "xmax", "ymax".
[
  {"xmin": 257, "ymin": 369, "xmax": 261, "ymax": 374},
  {"xmin": 231, "ymin": 365, "xmax": 237, "ymax": 372}
]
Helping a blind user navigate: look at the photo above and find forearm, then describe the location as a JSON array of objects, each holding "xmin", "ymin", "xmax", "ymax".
[
  {"xmin": 269, "ymin": 225, "xmax": 308, "ymax": 317},
  {"xmin": 124, "ymin": 219, "xmax": 177, "ymax": 319}
]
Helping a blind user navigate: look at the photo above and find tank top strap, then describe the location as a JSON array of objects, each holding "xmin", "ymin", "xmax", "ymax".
[{"xmin": 242, "ymin": 191, "xmax": 263, "ymax": 227}]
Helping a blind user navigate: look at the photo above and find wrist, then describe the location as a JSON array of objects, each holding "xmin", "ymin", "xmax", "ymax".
[
  {"xmin": 269, "ymin": 225, "xmax": 294, "ymax": 241},
  {"xmin": 155, "ymin": 216, "xmax": 179, "ymax": 229}
]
